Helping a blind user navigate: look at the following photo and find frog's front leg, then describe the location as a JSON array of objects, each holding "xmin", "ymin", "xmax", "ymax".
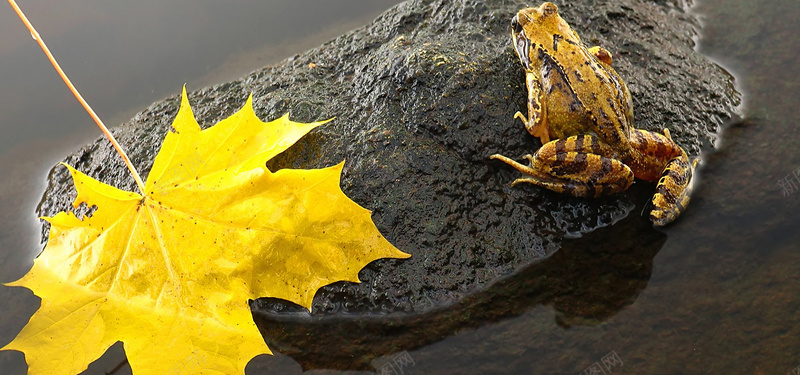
[
  {"xmin": 515, "ymin": 70, "xmax": 550, "ymax": 144},
  {"xmin": 491, "ymin": 134, "xmax": 634, "ymax": 198},
  {"xmin": 627, "ymin": 129, "xmax": 700, "ymax": 226}
]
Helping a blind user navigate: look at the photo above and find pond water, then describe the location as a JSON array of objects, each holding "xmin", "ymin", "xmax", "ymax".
[{"xmin": 0, "ymin": 0, "xmax": 797, "ymax": 374}]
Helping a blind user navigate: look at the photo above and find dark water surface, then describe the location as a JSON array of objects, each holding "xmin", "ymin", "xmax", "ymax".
[{"xmin": 1, "ymin": 0, "xmax": 798, "ymax": 374}]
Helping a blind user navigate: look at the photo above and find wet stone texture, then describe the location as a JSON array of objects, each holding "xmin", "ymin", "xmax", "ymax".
[{"xmin": 37, "ymin": 0, "xmax": 738, "ymax": 369}]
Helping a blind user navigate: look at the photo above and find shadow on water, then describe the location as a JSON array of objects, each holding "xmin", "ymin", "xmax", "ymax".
[{"xmin": 252, "ymin": 184, "xmax": 666, "ymax": 371}]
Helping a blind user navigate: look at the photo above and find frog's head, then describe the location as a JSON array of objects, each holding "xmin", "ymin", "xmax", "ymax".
[{"xmin": 511, "ymin": 3, "xmax": 579, "ymax": 70}]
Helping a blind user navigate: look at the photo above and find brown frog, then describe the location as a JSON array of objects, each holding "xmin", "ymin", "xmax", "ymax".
[{"xmin": 491, "ymin": 2, "xmax": 699, "ymax": 226}]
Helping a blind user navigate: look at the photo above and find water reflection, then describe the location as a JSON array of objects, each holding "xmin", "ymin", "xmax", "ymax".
[{"xmin": 253, "ymin": 185, "xmax": 666, "ymax": 371}]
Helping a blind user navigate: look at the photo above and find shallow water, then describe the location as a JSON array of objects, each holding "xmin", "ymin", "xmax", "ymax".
[{"xmin": 1, "ymin": 0, "xmax": 798, "ymax": 374}]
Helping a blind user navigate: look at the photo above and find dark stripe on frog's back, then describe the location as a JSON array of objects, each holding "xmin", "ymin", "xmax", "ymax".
[
  {"xmin": 573, "ymin": 69, "xmax": 585, "ymax": 83},
  {"xmin": 577, "ymin": 45, "xmax": 632, "ymax": 150},
  {"xmin": 553, "ymin": 34, "xmax": 563, "ymax": 52},
  {"xmin": 594, "ymin": 53, "xmax": 631, "ymax": 126},
  {"xmin": 538, "ymin": 45, "xmax": 587, "ymax": 137},
  {"xmin": 542, "ymin": 37, "xmax": 630, "ymax": 150}
]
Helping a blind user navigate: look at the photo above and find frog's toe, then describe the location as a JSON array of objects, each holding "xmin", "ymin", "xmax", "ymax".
[
  {"xmin": 491, "ymin": 153, "xmax": 538, "ymax": 176},
  {"xmin": 523, "ymin": 154, "xmax": 535, "ymax": 165},
  {"xmin": 514, "ymin": 111, "xmax": 528, "ymax": 123},
  {"xmin": 510, "ymin": 177, "xmax": 541, "ymax": 187},
  {"xmin": 662, "ymin": 128, "xmax": 673, "ymax": 141}
]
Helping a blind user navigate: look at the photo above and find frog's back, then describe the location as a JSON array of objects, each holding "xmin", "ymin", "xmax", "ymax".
[{"xmin": 542, "ymin": 38, "xmax": 634, "ymax": 143}]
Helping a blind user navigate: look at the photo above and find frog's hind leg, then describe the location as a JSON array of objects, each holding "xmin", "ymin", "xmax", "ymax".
[
  {"xmin": 627, "ymin": 128, "xmax": 700, "ymax": 226},
  {"xmin": 650, "ymin": 151, "xmax": 700, "ymax": 226},
  {"xmin": 491, "ymin": 135, "xmax": 634, "ymax": 198},
  {"xmin": 515, "ymin": 71, "xmax": 550, "ymax": 144},
  {"xmin": 491, "ymin": 153, "xmax": 595, "ymax": 194}
]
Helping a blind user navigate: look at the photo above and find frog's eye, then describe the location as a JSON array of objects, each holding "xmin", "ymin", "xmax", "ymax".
[
  {"xmin": 511, "ymin": 15, "xmax": 522, "ymax": 34},
  {"xmin": 542, "ymin": 2, "xmax": 558, "ymax": 16}
]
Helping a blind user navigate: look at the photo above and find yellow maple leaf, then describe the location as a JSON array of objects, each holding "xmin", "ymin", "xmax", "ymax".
[{"xmin": 2, "ymin": 88, "xmax": 409, "ymax": 374}]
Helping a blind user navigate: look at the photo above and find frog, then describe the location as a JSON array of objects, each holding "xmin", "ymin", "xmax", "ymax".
[{"xmin": 490, "ymin": 2, "xmax": 699, "ymax": 226}]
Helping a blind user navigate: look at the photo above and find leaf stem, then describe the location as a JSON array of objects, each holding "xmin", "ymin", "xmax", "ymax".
[{"xmin": 8, "ymin": 0, "xmax": 147, "ymax": 195}]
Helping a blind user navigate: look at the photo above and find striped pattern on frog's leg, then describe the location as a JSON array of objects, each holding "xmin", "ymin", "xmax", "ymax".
[
  {"xmin": 650, "ymin": 149, "xmax": 700, "ymax": 226},
  {"xmin": 628, "ymin": 128, "xmax": 700, "ymax": 226},
  {"xmin": 491, "ymin": 134, "xmax": 634, "ymax": 198}
]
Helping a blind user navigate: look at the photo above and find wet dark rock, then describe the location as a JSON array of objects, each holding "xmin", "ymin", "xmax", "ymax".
[{"xmin": 36, "ymin": 0, "xmax": 738, "ymax": 370}]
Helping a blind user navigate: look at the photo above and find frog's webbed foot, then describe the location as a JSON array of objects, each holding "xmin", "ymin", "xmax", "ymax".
[
  {"xmin": 588, "ymin": 46, "xmax": 613, "ymax": 66},
  {"xmin": 492, "ymin": 135, "xmax": 633, "ymax": 198},
  {"xmin": 650, "ymin": 153, "xmax": 700, "ymax": 226}
]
